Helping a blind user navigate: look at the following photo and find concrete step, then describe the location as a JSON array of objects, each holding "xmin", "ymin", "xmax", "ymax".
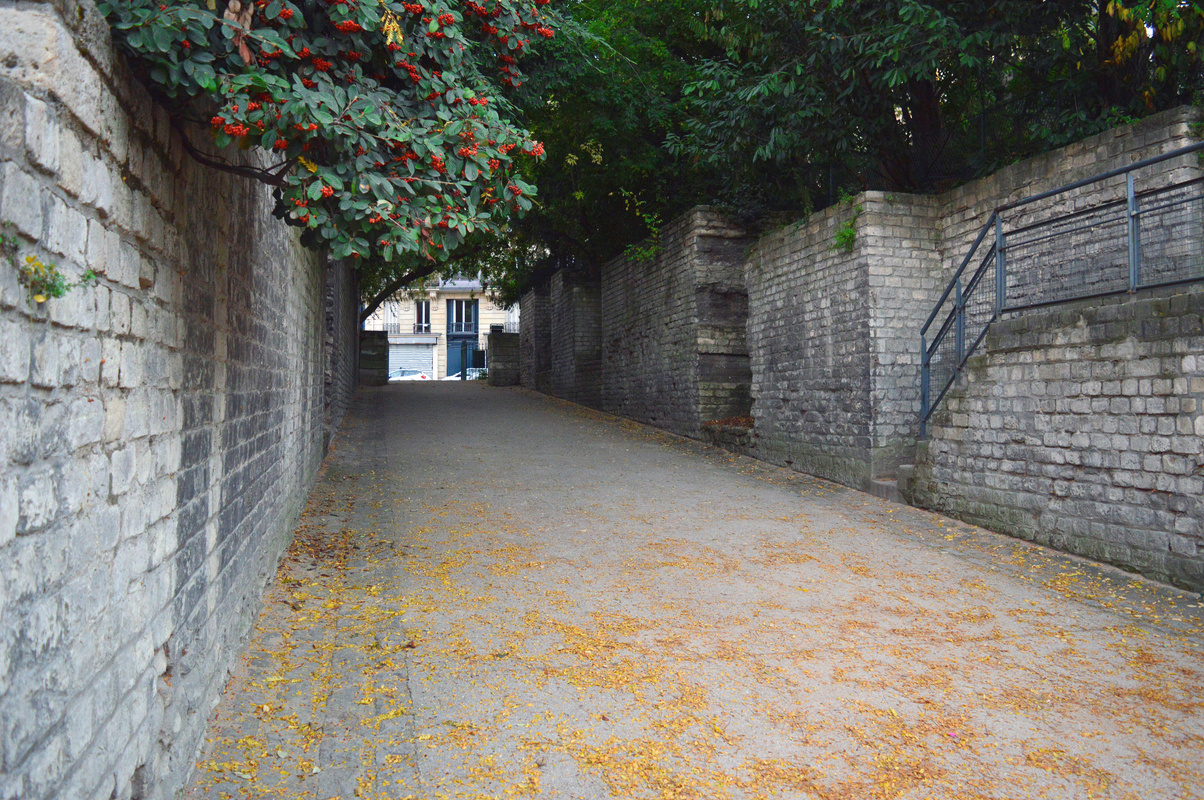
[{"xmin": 868, "ymin": 477, "xmax": 904, "ymax": 504}]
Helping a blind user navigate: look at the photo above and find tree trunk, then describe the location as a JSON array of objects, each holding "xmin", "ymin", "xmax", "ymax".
[
  {"xmin": 358, "ymin": 264, "xmax": 440, "ymax": 325},
  {"xmin": 905, "ymin": 78, "xmax": 946, "ymax": 191}
]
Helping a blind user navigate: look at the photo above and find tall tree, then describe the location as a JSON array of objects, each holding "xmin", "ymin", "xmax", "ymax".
[
  {"xmin": 472, "ymin": 0, "xmax": 729, "ymax": 303},
  {"xmin": 668, "ymin": 0, "xmax": 1204, "ymax": 220}
]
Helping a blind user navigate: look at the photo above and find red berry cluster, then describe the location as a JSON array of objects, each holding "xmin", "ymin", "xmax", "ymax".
[{"xmin": 133, "ymin": 0, "xmax": 557, "ymax": 264}]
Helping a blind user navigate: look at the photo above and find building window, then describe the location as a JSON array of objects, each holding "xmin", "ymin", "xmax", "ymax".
[
  {"xmin": 415, "ymin": 300, "xmax": 431, "ymax": 333},
  {"xmin": 448, "ymin": 299, "xmax": 477, "ymax": 335}
]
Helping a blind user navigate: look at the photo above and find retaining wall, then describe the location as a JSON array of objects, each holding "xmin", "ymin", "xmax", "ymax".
[
  {"xmin": 487, "ymin": 330, "xmax": 520, "ymax": 386},
  {"xmin": 745, "ymin": 194, "xmax": 944, "ymax": 488},
  {"xmin": 599, "ymin": 209, "xmax": 750, "ymax": 438},
  {"xmin": 323, "ymin": 261, "xmax": 358, "ymax": 450},
  {"xmin": 912, "ymin": 287, "xmax": 1204, "ymax": 589},
  {"xmin": 518, "ymin": 285, "xmax": 550, "ymax": 392},
  {"xmin": 0, "ymin": 3, "xmax": 357, "ymax": 799},
  {"xmin": 520, "ymin": 107, "xmax": 1204, "ymax": 588},
  {"xmin": 548, "ymin": 270, "xmax": 601, "ymax": 408}
]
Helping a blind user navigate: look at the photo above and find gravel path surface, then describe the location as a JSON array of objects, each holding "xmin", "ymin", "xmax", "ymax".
[{"xmin": 185, "ymin": 383, "xmax": 1204, "ymax": 800}]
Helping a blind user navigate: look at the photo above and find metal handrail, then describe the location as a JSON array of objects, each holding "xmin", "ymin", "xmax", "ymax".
[{"xmin": 920, "ymin": 141, "xmax": 1204, "ymax": 437}]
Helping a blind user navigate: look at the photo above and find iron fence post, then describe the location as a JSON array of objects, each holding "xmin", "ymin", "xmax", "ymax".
[
  {"xmin": 995, "ymin": 215, "xmax": 1006, "ymax": 316},
  {"xmin": 461, "ymin": 340, "xmax": 468, "ymax": 380},
  {"xmin": 1127, "ymin": 172, "xmax": 1140, "ymax": 291},
  {"xmin": 955, "ymin": 278, "xmax": 965, "ymax": 367},
  {"xmin": 920, "ymin": 334, "xmax": 929, "ymax": 439}
]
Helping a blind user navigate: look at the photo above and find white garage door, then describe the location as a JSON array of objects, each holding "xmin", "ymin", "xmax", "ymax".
[{"xmin": 389, "ymin": 343, "xmax": 434, "ymax": 375}]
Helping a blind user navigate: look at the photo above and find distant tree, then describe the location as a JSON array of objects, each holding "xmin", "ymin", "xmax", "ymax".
[
  {"xmin": 472, "ymin": 0, "xmax": 729, "ymax": 304},
  {"xmin": 667, "ymin": 0, "xmax": 1204, "ymax": 220}
]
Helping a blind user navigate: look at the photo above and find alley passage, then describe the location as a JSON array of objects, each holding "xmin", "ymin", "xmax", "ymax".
[{"xmin": 185, "ymin": 384, "xmax": 1204, "ymax": 800}]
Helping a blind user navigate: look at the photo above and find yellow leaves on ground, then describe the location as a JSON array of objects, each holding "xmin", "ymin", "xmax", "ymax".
[{"xmin": 186, "ymin": 408, "xmax": 1204, "ymax": 800}]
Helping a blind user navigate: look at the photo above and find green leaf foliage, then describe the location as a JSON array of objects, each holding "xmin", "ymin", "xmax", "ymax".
[
  {"xmin": 98, "ymin": 0, "xmax": 559, "ymax": 269},
  {"xmin": 476, "ymin": 0, "xmax": 729, "ymax": 303},
  {"xmin": 667, "ymin": 0, "xmax": 1204, "ymax": 220}
]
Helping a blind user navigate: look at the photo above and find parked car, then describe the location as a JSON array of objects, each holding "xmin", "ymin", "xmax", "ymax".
[
  {"xmin": 441, "ymin": 368, "xmax": 487, "ymax": 381},
  {"xmin": 389, "ymin": 368, "xmax": 430, "ymax": 382}
]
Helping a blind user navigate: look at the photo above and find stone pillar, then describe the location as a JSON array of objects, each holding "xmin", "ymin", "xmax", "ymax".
[
  {"xmin": 520, "ymin": 285, "xmax": 551, "ymax": 390},
  {"xmin": 549, "ymin": 270, "xmax": 602, "ymax": 407},
  {"xmin": 487, "ymin": 330, "xmax": 520, "ymax": 386},
  {"xmin": 358, "ymin": 330, "xmax": 388, "ymax": 385}
]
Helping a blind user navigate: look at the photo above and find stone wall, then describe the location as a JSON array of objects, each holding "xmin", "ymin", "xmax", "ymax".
[
  {"xmin": 519, "ymin": 285, "xmax": 550, "ymax": 392},
  {"xmin": 548, "ymin": 271, "xmax": 601, "ymax": 408},
  {"xmin": 0, "ymin": 3, "xmax": 357, "ymax": 800},
  {"xmin": 912, "ymin": 287, "xmax": 1204, "ymax": 590},
  {"xmin": 746, "ymin": 107, "xmax": 1200, "ymax": 492},
  {"xmin": 919, "ymin": 107, "xmax": 1203, "ymax": 351},
  {"xmin": 486, "ymin": 330, "xmax": 520, "ymax": 386},
  {"xmin": 521, "ymin": 108, "xmax": 1204, "ymax": 587},
  {"xmin": 691, "ymin": 212, "xmax": 753, "ymax": 429},
  {"xmin": 598, "ymin": 209, "xmax": 750, "ymax": 438},
  {"xmin": 324, "ymin": 260, "xmax": 358, "ymax": 449},
  {"xmin": 358, "ymin": 330, "xmax": 388, "ymax": 386},
  {"xmin": 520, "ymin": 210, "xmax": 751, "ymax": 437},
  {"xmin": 745, "ymin": 195, "xmax": 945, "ymax": 489}
]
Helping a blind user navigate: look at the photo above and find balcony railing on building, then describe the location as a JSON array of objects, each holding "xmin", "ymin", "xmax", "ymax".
[
  {"xmin": 449, "ymin": 321, "xmax": 477, "ymax": 335},
  {"xmin": 380, "ymin": 322, "xmax": 434, "ymax": 334}
]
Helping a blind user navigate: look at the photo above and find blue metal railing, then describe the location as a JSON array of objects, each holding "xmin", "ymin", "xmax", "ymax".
[{"xmin": 920, "ymin": 141, "xmax": 1204, "ymax": 436}]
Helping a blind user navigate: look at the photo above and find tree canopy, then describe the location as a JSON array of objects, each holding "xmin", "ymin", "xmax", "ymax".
[
  {"xmin": 667, "ymin": 0, "xmax": 1204, "ymax": 218},
  {"xmin": 103, "ymin": 0, "xmax": 1204, "ymax": 309}
]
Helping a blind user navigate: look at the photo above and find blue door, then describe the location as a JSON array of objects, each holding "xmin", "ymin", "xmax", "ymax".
[
  {"xmin": 446, "ymin": 339, "xmax": 478, "ymax": 377},
  {"xmin": 446, "ymin": 299, "xmax": 479, "ymax": 376}
]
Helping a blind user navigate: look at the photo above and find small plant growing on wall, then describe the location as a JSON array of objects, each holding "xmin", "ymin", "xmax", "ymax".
[
  {"xmin": 832, "ymin": 188, "xmax": 861, "ymax": 254},
  {"xmin": 618, "ymin": 188, "xmax": 663, "ymax": 262},
  {"xmin": 1, "ymin": 230, "xmax": 96, "ymax": 305}
]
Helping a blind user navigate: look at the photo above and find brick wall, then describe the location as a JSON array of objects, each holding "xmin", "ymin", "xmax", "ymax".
[
  {"xmin": 912, "ymin": 288, "xmax": 1204, "ymax": 590},
  {"xmin": 0, "ymin": 4, "xmax": 356, "ymax": 800}
]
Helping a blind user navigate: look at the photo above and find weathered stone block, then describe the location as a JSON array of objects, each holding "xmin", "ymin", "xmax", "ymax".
[
  {"xmin": 23, "ymin": 93, "xmax": 59, "ymax": 175},
  {"xmin": 0, "ymin": 162, "xmax": 44, "ymax": 238}
]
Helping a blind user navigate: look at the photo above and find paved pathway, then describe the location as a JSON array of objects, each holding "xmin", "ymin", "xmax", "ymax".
[{"xmin": 185, "ymin": 384, "xmax": 1204, "ymax": 800}]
